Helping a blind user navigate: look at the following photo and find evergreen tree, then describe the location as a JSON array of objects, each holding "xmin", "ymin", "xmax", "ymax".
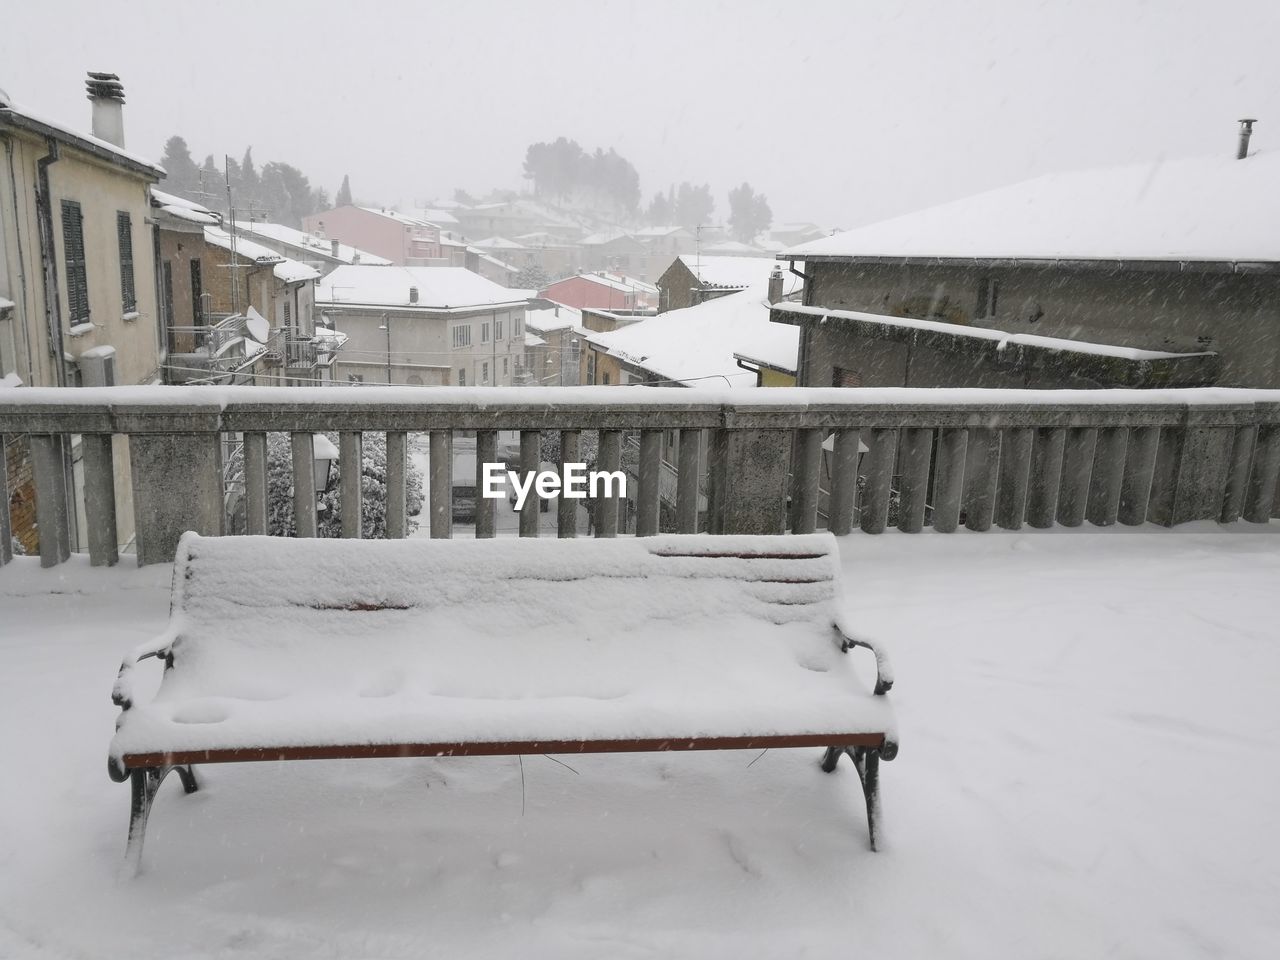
[
  {"xmin": 674, "ymin": 182, "xmax": 715, "ymax": 229},
  {"xmin": 646, "ymin": 191, "xmax": 672, "ymax": 226},
  {"xmin": 514, "ymin": 263, "xmax": 550, "ymax": 290},
  {"xmin": 727, "ymin": 182, "xmax": 772, "ymax": 243},
  {"xmin": 159, "ymin": 136, "xmax": 200, "ymax": 198},
  {"xmin": 336, "ymin": 174, "xmax": 352, "ymax": 207},
  {"xmin": 240, "ymin": 147, "xmax": 261, "ymax": 217}
]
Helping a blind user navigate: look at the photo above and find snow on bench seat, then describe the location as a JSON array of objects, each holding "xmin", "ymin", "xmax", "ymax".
[{"xmin": 109, "ymin": 533, "xmax": 895, "ymax": 765}]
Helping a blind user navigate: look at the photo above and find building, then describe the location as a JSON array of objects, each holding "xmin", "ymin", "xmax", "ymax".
[
  {"xmin": 578, "ymin": 231, "xmax": 650, "ymax": 279},
  {"xmin": 657, "ymin": 255, "xmax": 789, "ymax": 312},
  {"xmin": 316, "ymin": 265, "xmax": 530, "ymax": 386},
  {"xmin": 581, "ymin": 270, "xmax": 799, "ymax": 389},
  {"xmin": 771, "ymin": 146, "xmax": 1280, "ymax": 388},
  {"xmin": 540, "ymin": 272, "xmax": 658, "ymax": 312},
  {"xmin": 633, "ymin": 225, "xmax": 697, "ymax": 279},
  {"xmin": 1, "ymin": 73, "xmax": 164, "ymax": 556},
  {"xmin": 523, "ymin": 299, "xmax": 583, "ymax": 385},
  {"xmin": 511, "ymin": 231, "xmax": 581, "ymax": 279},
  {"xmin": 300, "ymin": 205, "xmax": 443, "ymax": 266},
  {"xmin": 231, "ymin": 220, "xmax": 391, "ymax": 275}
]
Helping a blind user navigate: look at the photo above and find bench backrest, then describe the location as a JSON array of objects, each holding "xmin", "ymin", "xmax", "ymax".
[{"xmin": 164, "ymin": 533, "xmax": 844, "ymax": 693}]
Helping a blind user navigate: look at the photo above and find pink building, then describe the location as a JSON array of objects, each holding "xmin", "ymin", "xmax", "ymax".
[
  {"xmin": 539, "ymin": 272, "xmax": 658, "ymax": 312},
  {"xmin": 301, "ymin": 205, "xmax": 443, "ymax": 266}
]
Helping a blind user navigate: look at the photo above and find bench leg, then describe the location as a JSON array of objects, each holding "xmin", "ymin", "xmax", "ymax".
[
  {"xmin": 819, "ymin": 745, "xmax": 842, "ymax": 773},
  {"xmin": 122, "ymin": 765, "xmax": 198, "ymax": 877},
  {"xmin": 819, "ymin": 745, "xmax": 883, "ymax": 851},
  {"xmin": 851, "ymin": 748, "xmax": 882, "ymax": 852}
]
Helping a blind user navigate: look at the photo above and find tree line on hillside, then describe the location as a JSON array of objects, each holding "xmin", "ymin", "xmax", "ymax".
[
  {"xmin": 522, "ymin": 139, "xmax": 773, "ymax": 241},
  {"xmin": 159, "ymin": 136, "xmax": 343, "ymax": 228},
  {"xmin": 644, "ymin": 181, "xmax": 773, "ymax": 243}
]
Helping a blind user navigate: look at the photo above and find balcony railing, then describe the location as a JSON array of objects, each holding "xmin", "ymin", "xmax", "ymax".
[{"xmin": 2, "ymin": 386, "xmax": 1278, "ymax": 568}]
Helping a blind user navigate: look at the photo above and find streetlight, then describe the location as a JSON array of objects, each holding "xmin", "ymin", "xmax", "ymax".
[
  {"xmin": 377, "ymin": 313, "xmax": 391, "ymax": 384},
  {"xmin": 312, "ymin": 433, "xmax": 339, "ymax": 510}
]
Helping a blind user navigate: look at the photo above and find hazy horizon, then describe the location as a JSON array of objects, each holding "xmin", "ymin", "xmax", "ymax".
[{"xmin": 5, "ymin": 0, "xmax": 1279, "ymax": 230}]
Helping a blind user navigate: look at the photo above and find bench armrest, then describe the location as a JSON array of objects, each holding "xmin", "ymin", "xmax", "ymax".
[
  {"xmin": 111, "ymin": 635, "xmax": 174, "ymax": 711},
  {"xmin": 832, "ymin": 620, "xmax": 894, "ymax": 695}
]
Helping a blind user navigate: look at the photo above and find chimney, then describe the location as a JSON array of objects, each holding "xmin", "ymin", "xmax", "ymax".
[
  {"xmin": 1238, "ymin": 118, "xmax": 1257, "ymax": 159},
  {"xmin": 408, "ymin": 286, "xmax": 419, "ymax": 304},
  {"xmin": 767, "ymin": 266, "xmax": 784, "ymax": 304},
  {"xmin": 85, "ymin": 72, "xmax": 125, "ymax": 147},
  {"xmin": 330, "ymin": 238, "xmax": 340, "ymax": 258}
]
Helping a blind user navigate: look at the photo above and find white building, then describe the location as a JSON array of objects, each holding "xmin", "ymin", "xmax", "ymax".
[{"xmin": 316, "ymin": 265, "xmax": 532, "ymax": 386}]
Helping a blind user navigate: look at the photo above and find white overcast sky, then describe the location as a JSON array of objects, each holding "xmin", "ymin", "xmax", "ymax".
[{"xmin": 4, "ymin": 0, "xmax": 1278, "ymax": 228}]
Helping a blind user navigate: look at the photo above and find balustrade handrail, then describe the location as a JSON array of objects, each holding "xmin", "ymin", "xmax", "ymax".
[{"xmin": 3, "ymin": 385, "xmax": 1279, "ymax": 570}]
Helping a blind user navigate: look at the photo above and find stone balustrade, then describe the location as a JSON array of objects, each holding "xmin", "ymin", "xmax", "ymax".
[{"xmin": 2, "ymin": 385, "xmax": 1278, "ymax": 568}]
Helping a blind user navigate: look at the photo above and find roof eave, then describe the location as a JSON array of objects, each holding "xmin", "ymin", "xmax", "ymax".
[
  {"xmin": 776, "ymin": 252, "xmax": 1280, "ymax": 275},
  {"xmin": 0, "ymin": 109, "xmax": 164, "ymax": 180}
]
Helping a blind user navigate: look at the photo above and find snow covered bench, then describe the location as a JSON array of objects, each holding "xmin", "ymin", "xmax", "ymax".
[{"xmin": 108, "ymin": 532, "xmax": 898, "ymax": 873}]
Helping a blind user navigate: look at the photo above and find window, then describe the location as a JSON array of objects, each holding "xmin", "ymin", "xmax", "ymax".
[
  {"xmin": 495, "ymin": 318, "xmax": 504, "ymax": 340},
  {"xmin": 503, "ymin": 357, "xmax": 509, "ymax": 376},
  {"xmin": 452, "ymin": 324, "xmax": 472, "ymax": 348},
  {"xmin": 347, "ymin": 374, "xmax": 364, "ymax": 384},
  {"xmin": 514, "ymin": 316, "xmax": 524, "ymax": 337},
  {"xmin": 190, "ymin": 259, "xmax": 203, "ymax": 325},
  {"xmin": 587, "ymin": 351, "xmax": 596, "ymax": 384},
  {"xmin": 603, "ymin": 372, "xmax": 612, "ymax": 385},
  {"xmin": 976, "ymin": 278, "xmax": 1000, "ymax": 320},
  {"xmin": 116, "ymin": 211, "xmax": 137, "ymax": 314},
  {"xmin": 61, "ymin": 200, "xmax": 90, "ymax": 324},
  {"xmin": 833, "ymin": 366, "xmax": 862, "ymax": 387},
  {"xmin": 482, "ymin": 361, "xmax": 489, "ymax": 384},
  {"xmin": 457, "ymin": 368, "xmax": 467, "ymax": 386},
  {"xmin": 480, "ymin": 322, "xmax": 490, "ymax": 344}
]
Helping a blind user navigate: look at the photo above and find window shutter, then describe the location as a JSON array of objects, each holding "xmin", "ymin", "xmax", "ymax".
[
  {"xmin": 117, "ymin": 212, "xmax": 136, "ymax": 313},
  {"xmin": 61, "ymin": 201, "xmax": 90, "ymax": 324}
]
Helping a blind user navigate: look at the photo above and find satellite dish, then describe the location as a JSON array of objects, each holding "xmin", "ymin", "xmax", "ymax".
[{"xmin": 244, "ymin": 306, "xmax": 270, "ymax": 344}]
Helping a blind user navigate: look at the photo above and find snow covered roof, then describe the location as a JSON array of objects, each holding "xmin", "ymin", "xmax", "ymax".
[
  {"xmin": 675, "ymin": 255, "xmax": 790, "ymax": 289},
  {"xmin": 634, "ymin": 225, "xmax": 692, "ymax": 238},
  {"xmin": 273, "ymin": 260, "xmax": 321, "ymax": 284},
  {"xmin": 203, "ymin": 227, "xmax": 284, "ymax": 265},
  {"xmin": 515, "ymin": 231, "xmax": 577, "ymax": 246},
  {"xmin": 233, "ymin": 221, "xmax": 391, "ymax": 266},
  {"xmin": 785, "ymin": 152, "xmax": 1280, "ymax": 266},
  {"xmin": 548, "ymin": 272, "xmax": 656, "ymax": 295},
  {"xmin": 524, "ymin": 332, "xmax": 547, "ymax": 347},
  {"xmin": 585, "ymin": 276, "xmax": 802, "ymax": 388},
  {"xmin": 472, "ymin": 236, "xmax": 525, "ymax": 250},
  {"xmin": 579, "ymin": 230, "xmax": 640, "ymax": 246},
  {"xmin": 151, "ymin": 188, "xmax": 219, "ymax": 225},
  {"xmin": 0, "ymin": 101, "xmax": 164, "ymax": 178},
  {"xmin": 525, "ymin": 303, "xmax": 583, "ymax": 333},
  {"xmin": 358, "ymin": 206, "xmax": 434, "ymax": 229},
  {"xmin": 317, "ymin": 265, "xmax": 532, "ymax": 311},
  {"xmin": 701, "ymin": 240, "xmax": 763, "ymax": 256},
  {"xmin": 0, "ymin": 295, "xmax": 15, "ymax": 311},
  {"xmin": 410, "ymin": 207, "xmax": 460, "ymax": 226}
]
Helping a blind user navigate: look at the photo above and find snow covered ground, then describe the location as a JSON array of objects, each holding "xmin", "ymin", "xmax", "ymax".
[{"xmin": 1, "ymin": 525, "xmax": 1278, "ymax": 959}]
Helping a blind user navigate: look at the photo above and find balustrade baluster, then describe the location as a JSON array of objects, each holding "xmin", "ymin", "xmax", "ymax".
[
  {"xmin": 1086, "ymin": 426, "xmax": 1128, "ymax": 527},
  {"xmin": 1056, "ymin": 427, "xmax": 1097, "ymax": 527},
  {"xmin": 385, "ymin": 432, "xmax": 408, "ymax": 539},
  {"xmin": 828, "ymin": 428, "xmax": 861, "ymax": 535},
  {"xmin": 860, "ymin": 428, "xmax": 898, "ymax": 534},
  {"xmin": 897, "ymin": 427, "xmax": 933, "ymax": 533},
  {"xmin": 82, "ymin": 433, "xmax": 118, "ymax": 565},
  {"xmin": 675, "ymin": 428, "xmax": 701, "ymax": 533},
  {"xmin": 430, "ymin": 430, "xmax": 453, "ymax": 539},
  {"xmin": 290, "ymin": 433, "xmax": 317, "ymax": 538},
  {"xmin": 932, "ymin": 428, "xmax": 967, "ymax": 533},
  {"xmin": 557, "ymin": 430, "xmax": 579, "ymax": 538},
  {"xmin": 792, "ymin": 428, "xmax": 823, "ymax": 534},
  {"xmin": 1118, "ymin": 426, "xmax": 1159, "ymax": 526},
  {"xmin": 964, "ymin": 428, "xmax": 999, "ymax": 532},
  {"xmin": 340, "ymin": 432, "xmax": 363, "ymax": 538},
  {"xmin": 244, "ymin": 432, "xmax": 268, "ymax": 535},
  {"xmin": 636, "ymin": 430, "xmax": 662, "ymax": 537}
]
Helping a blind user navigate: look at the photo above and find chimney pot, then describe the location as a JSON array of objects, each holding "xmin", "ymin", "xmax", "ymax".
[
  {"xmin": 409, "ymin": 286, "xmax": 419, "ymax": 304},
  {"xmin": 85, "ymin": 71, "xmax": 125, "ymax": 148},
  {"xmin": 767, "ymin": 266, "xmax": 784, "ymax": 304},
  {"xmin": 330, "ymin": 238, "xmax": 340, "ymax": 257},
  {"xmin": 1237, "ymin": 118, "xmax": 1257, "ymax": 160}
]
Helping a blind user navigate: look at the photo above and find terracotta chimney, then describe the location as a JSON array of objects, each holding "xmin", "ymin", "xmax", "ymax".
[
  {"xmin": 1238, "ymin": 118, "xmax": 1257, "ymax": 159},
  {"xmin": 85, "ymin": 72, "xmax": 125, "ymax": 147},
  {"xmin": 767, "ymin": 266, "xmax": 784, "ymax": 304}
]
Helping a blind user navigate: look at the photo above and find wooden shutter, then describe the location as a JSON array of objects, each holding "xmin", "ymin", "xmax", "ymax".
[
  {"xmin": 117, "ymin": 212, "xmax": 136, "ymax": 313},
  {"xmin": 60, "ymin": 200, "xmax": 90, "ymax": 324}
]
